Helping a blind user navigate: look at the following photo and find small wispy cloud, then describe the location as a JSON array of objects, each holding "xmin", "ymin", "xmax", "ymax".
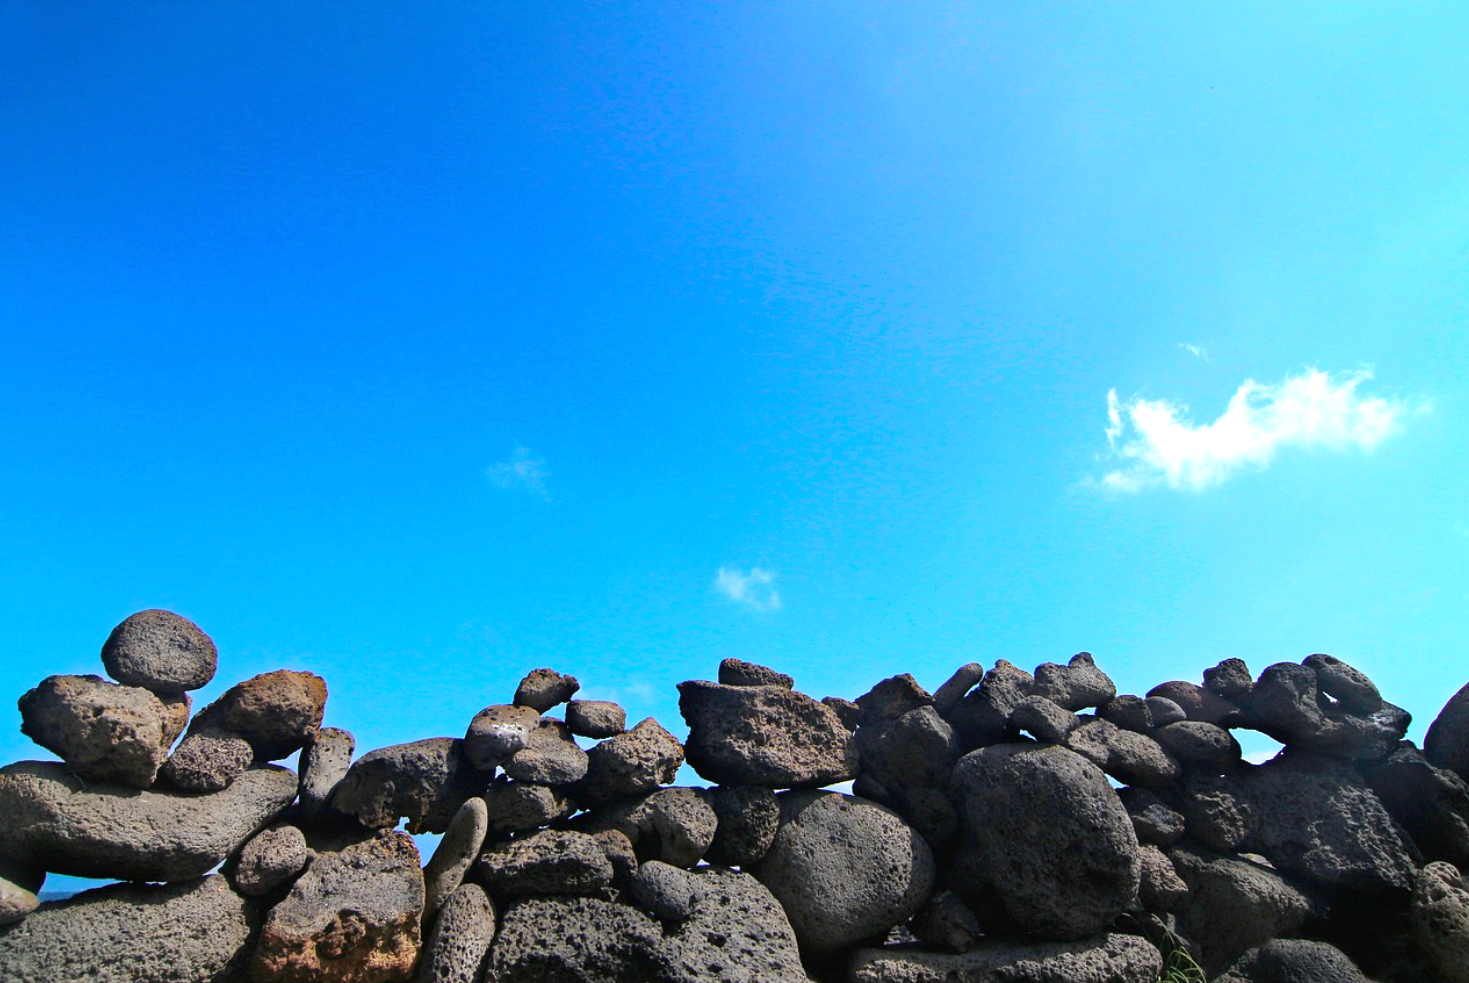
[
  {"xmin": 1179, "ymin": 342, "xmax": 1209, "ymax": 361},
  {"xmin": 715, "ymin": 566, "xmax": 782, "ymax": 612},
  {"xmin": 1099, "ymin": 368, "xmax": 1416, "ymax": 492},
  {"xmin": 487, "ymin": 445, "xmax": 549, "ymax": 498}
]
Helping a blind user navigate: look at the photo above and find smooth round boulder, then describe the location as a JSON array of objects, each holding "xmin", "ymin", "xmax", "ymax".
[
  {"xmin": 753, "ymin": 790, "xmax": 934, "ymax": 955},
  {"xmin": 630, "ymin": 860, "xmax": 701, "ymax": 921},
  {"xmin": 1427, "ymin": 680, "xmax": 1469, "ymax": 783},
  {"xmin": 423, "ymin": 797, "xmax": 489, "ymax": 921},
  {"xmin": 951, "ymin": 743, "xmax": 1139, "ymax": 941},
  {"xmin": 0, "ymin": 875, "xmax": 39, "ymax": 926},
  {"xmin": 100, "ymin": 609, "xmax": 217, "ymax": 694},
  {"xmin": 565, "ymin": 700, "xmax": 626, "ymax": 739}
]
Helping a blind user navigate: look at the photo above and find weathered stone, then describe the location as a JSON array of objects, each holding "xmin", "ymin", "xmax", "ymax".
[
  {"xmin": 1239, "ymin": 662, "xmax": 1374, "ymax": 754},
  {"xmin": 1030, "ymin": 652, "xmax": 1115, "ymax": 711},
  {"xmin": 1365, "ymin": 742, "xmax": 1469, "ymax": 867},
  {"xmin": 1204, "ymin": 658, "xmax": 1254, "ymax": 700},
  {"xmin": 908, "ymin": 890, "xmax": 983, "ymax": 953},
  {"xmin": 573, "ymin": 787, "xmax": 718, "ymax": 868},
  {"xmin": 947, "ymin": 660, "xmax": 1033, "ymax": 748},
  {"xmin": 592, "ymin": 829, "xmax": 638, "ymax": 884},
  {"xmin": 158, "ymin": 692, "xmax": 191, "ymax": 746},
  {"xmin": 1410, "ymin": 860, "xmax": 1469, "ymax": 983},
  {"xmin": 1170, "ymin": 846, "xmax": 1312, "ymax": 975},
  {"xmin": 566, "ymin": 700, "xmax": 626, "ymax": 738},
  {"xmin": 849, "ymin": 933, "xmax": 1162, "ymax": 983},
  {"xmin": 1426, "ymin": 680, "xmax": 1469, "ymax": 783},
  {"xmin": 754, "ymin": 790, "xmax": 934, "ymax": 954},
  {"xmin": 299, "ymin": 726, "xmax": 355, "ymax": 821},
  {"xmin": 484, "ymin": 780, "xmax": 575, "ymax": 833},
  {"xmin": 630, "ymin": 860, "xmax": 701, "ymax": 921},
  {"xmin": 951, "ymin": 743, "xmax": 1138, "ymax": 940},
  {"xmin": 0, "ymin": 875, "xmax": 253, "ymax": 983},
  {"xmin": 479, "ymin": 829, "xmax": 613, "ymax": 897},
  {"xmin": 572, "ymin": 716, "xmax": 683, "ymax": 805},
  {"xmin": 1241, "ymin": 751, "xmax": 1418, "ymax": 893},
  {"xmin": 1144, "ymin": 695, "xmax": 1186, "ymax": 726},
  {"xmin": 0, "ymin": 760, "xmax": 296, "ymax": 881},
  {"xmin": 705, "ymin": 784, "xmax": 779, "ymax": 867},
  {"xmin": 513, "ymin": 668, "xmax": 579, "ymax": 713},
  {"xmin": 1100, "ymin": 694, "xmax": 1153, "ymax": 732},
  {"xmin": 252, "ymin": 829, "xmax": 424, "ymax": 983},
  {"xmin": 1118, "ymin": 785, "xmax": 1185, "ymax": 846},
  {"xmin": 856, "ymin": 673, "xmax": 935, "ymax": 725},
  {"xmin": 161, "ymin": 727, "xmax": 253, "ymax": 793},
  {"xmin": 717, "ymin": 657, "xmax": 793, "ymax": 689},
  {"xmin": 0, "ymin": 875, "xmax": 39, "ymax": 926},
  {"xmin": 462, "ymin": 704, "xmax": 539, "ymax": 772},
  {"xmin": 1011, "ymin": 695, "xmax": 1079, "ymax": 744},
  {"xmin": 1154, "ymin": 720, "xmax": 1242, "ymax": 773},
  {"xmin": 1147, "ymin": 679, "xmax": 1241, "ymax": 726},
  {"xmin": 231, "ymin": 824, "xmax": 310, "ymax": 897},
  {"xmin": 678, "ymin": 680, "xmax": 856, "ymax": 787},
  {"xmin": 18, "ymin": 674, "xmax": 173, "ymax": 788},
  {"xmin": 190, "ymin": 669, "xmax": 327, "ymax": 762},
  {"xmin": 1177, "ymin": 772, "xmax": 1255, "ymax": 852},
  {"xmin": 1137, "ymin": 844, "xmax": 1187, "ymax": 912},
  {"xmin": 423, "ymin": 797, "xmax": 489, "ymax": 921},
  {"xmin": 821, "ymin": 696, "xmax": 862, "ymax": 731},
  {"xmin": 416, "ymin": 883, "xmax": 494, "ymax": 983},
  {"xmin": 933, "ymin": 662, "xmax": 985, "ymax": 715},
  {"xmin": 1068, "ymin": 717, "xmax": 1181, "ymax": 788},
  {"xmin": 1303, "ymin": 654, "xmax": 1382, "ymax": 715},
  {"xmin": 333, "ymin": 738, "xmax": 490, "ymax": 835},
  {"xmin": 100, "ymin": 608, "xmax": 217, "ymax": 694},
  {"xmin": 855, "ymin": 706, "xmax": 960, "ymax": 801},
  {"xmin": 1214, "ymin": 939, "xmax": 1374, "ymax": 983},
  {"xmin": 503, "ymin": 718, "xmax": 589, "ymax": 786}
]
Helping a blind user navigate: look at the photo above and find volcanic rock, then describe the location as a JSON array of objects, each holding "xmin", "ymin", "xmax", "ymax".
[
  {"xmin": 678, "ymin": 680, "xmax": 856, "ymax": 787},
  {"xmin": 1214, "ymin": 939, "xmax": 1374, "ymax": 983},
  {"xmin": 566, "ymin": 699, "xmax": 627, "ymax": 738},
  {"xmin": 1410, "ymin": 860, "xmax": 1469, "ymax": 983},
  {"xmin": 1365, "ymin": 742, "xmax": 1469, "ymax": 867},
  {"xmin": 1153, "ymin": 720, "xmax": 1242, "ymax": 773},
  {"xmin": 1204, "ymin": 658, "xmax": 1254, "ymax": 700},
  {"xmin": 1030, "ymin": 652, "xmax": 1116, "ymax": 711},
  {"xmin": 298, "ymin": 725, "xmax": 355, "ymax": 821},
  {"xmin": 1010, "ymin": 695, "xmax": 1079, "ymax": 744},
  {"xmin": 0, "ymin": 876, "xmax": 39, "ymax": 927},
  {"xmin": 946, "ymin": 660, "xmax": 1033, "ymax": 747},
  {"xmin": 1118, "ymin": 785, "xmax": 1185, "ymax": 846},
  {"xmin": 1170, "ymin": 846, "xmax": 1312, "ymax": 975},
  {"xmin": 821, "ymin": 695, "xmax": 862, "ymax": 730},
  {"xmin": 423, "ymin": 797, "xmax": 488, "ymax": 921},
  {"xmin": 484, "ymin": 780, "xmax": 575, "ymax": 833},
  {"xmin": 161, "ymin": 727, "xmax": 254, "ymax": 793},
  {"xmin": 479, "ymin": 829, "xmax": 613, "ymax": 897},
  {"xmin": 932, "ymin": 662, "xmax": 985, "ymax": 715},
  {"xmin": 502, "ymin": 717, "xmax": 589, "ymax": 785},
  {"xmin": 849, "ymin": 933, "xmax": 1162, "ymax": 983},
  {"xmin": 573, "ymin": 716, "xmax": 683, "ymax": 805},
  {"xmin": 1100, "ymin": 694, "xmax": 1153, "ymax": 732},
  {"xmin": 417, "ymin": 883, "xmax": 495, "ymax": 983},
  {"xmin": 855, "ymin": 673, "xmax": 934, "ymax": 725},
  {"xmin": 100, "ymin": 609, "xmax": 217, "ymax": 694},
  {"xmin": 573, "ymin": 787, "xmax": 718, "ymax": 868},
  {"xmin": 717, "ymin": 657, "xmax": 793, "ymax": 689},
  {"xmin": 1137, "ymin": 844, "xmax": 1188, "ymax": 912},
  {"xmin": 231, "ymin": 824, "xmax": 310, "ymax": 897},
  {"xmin": 513, "ymin": 668, "xmax": 579, "ymax": 713},
  {"xmin": 630, "ymin": 860, "xmax": 701, "ymax": 921},
  {"xmin": 1426, "ymin": 680, "xmax": 1469, "ymax": 783},
  {"xmin": 332, "ymin": 737, "xmax": 490, "ymax": 835},
  {"xmin": 704, "ymin": 784, "xmax": 779, "ymax": 867},
  {"xmin": 1147, "ymin": 679, "xmax": 1241, "ymax": 726},
  {"xmin": 1303, "ymin": 654, "xmax": 1382, "ymax": 715},
  {"xmin": 190, "ymin": 669, "xmax": 327, "ymax": 762},
  {"xmin": 462, "ymin": 704, "xmax": 539, "ymax": 772},
  {"xmin": 18, "ymin": 674, "xmax": 175, "ymax": 788}
]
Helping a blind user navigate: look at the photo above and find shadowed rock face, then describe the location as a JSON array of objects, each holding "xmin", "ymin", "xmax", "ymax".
[
  {"xmin": 0, "ymin": 761, "xmax": 297, "ymax": 882},
  {"xmin": 677, "ymin": 680, "xmax": 856, "ymax": 787}
]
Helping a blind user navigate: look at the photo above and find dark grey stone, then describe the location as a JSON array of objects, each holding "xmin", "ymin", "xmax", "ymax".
[
  {"xmin": 849, "ymin": 933, "xmax": 1162, "ymax": 983},
  {"xmin": 463, "ymin": 704, "xmax": 539, "ymax": 771},
  {"xmin": 1068, "ymin": 717, "xmax": 1181, "ymax": 788},
  {"xmin": 1409, "ymin": 861, "xmax": 1469, "ymax": 983},
  {"xmin": 1365, "ymin": 742, "xmax": 1469, "ymax": 867},
  {"xmin": 1170, "ymin": 846, "xmax": 1311, "ymax": 976},
  {"xmin": 423, "ymin": 797, "xmax": 489, "ymax": 921},
  {"xmin": 1118, "ymin": 786, "xmax": 1185, "ymax": 846},
  {"xmin": 1178, "ymin": 772, "xmax": 1255, "ymax": 852},
  {"xmin": 1137, "ymin": 844, "xmax": 1187, "ymax": 912},
  {"xmin": 1030, "ymin": 652, "xmax": 1115, "ymax": 711},
  {"xmin": 1205, "ymin": 658, "xmax": 1254, "ymax": 700},
  {"xmin": 416, "ymin": 883, "xmax": 495, "ymax": 983},
  {"xmin": 162, "ymin": 727, "xmax": 254, "ymax": 793},
  {"xmin": 704, "ymin": 784, "xmax": 779, "ymax": 867},
  {"xmin": 1154, "ymin": 720, "xmax": 1242, "ymax": 773},
  {"xmin": 947, "ymin": 660, "xmax": 1034, "ymax": 748},
  {"xmin": 1215, "ymin": 939, "xmax": 1374, "ymax": 983},
  {"xmin": 1100, "ymin": 694, "xmax": 1153, "ymax": 732},
  {"xmin": 503, "ymin": 718, "xmax": 589, "ymax": 786},
  {"xmin": 908, "ymin": 890, "xmax": 983, "ymax": 953},
  {"xmin": 933, "ymin": 662, "xmax": 985, "ymax": 715},
  {"xmin": 853, "ymin": 705, "xmax": 960, "ymax": 801},
  {"xmin": 855, "ymin": 673, "xmax": 934, "ymax": 725},
  {"xmin": 1144, "ymin": 695, "xmax": 1187, "ymax": 726},
  {"xmin": 821, "ymin": 695, "xmax": 862, "ymax": 730},
  {"xmin": 630, "ymin": 860, "xmax": 701, "ymax": 921},
  {"xmin": 297, "ymin": 726, "xmax": 354, "ymax": 821},
  {"xmin": 717, "ymin": 658, "xmax": 793, "ymax": 689},
  {"xmin": 18, "ymin": 674, "xmax": 174, "ymax": 788},
  {"xmin": 566, "ymin": 700, "xmax": 626, "ymax": 738},
  {"xmin": 332, "ymin": 737, "xmax": 490, "ymax": 835},
  {"xmin": 1426, "ymin": 680, "xmax": 1469, "ymax": 783},
  {"xmin": 572, "ymin": 716, "xmax": 683, "ymax": 805},
  {"xmin": 572, "ymin": 787, "xmax": 717, "ymax": 868},
  {"xmin": 231, "ymin": 824, "xmax": 310, "ymax": 897},
  {"xmin": 1147, "ymin": 679, "xmax": 1241, "ymax": 726},
  {"xmin": 1303, "ymin": 654, "xmax": 1382, "ymax": 715},
  {"xmin": 188, "ymin": 669, "xmax": 327, "ymax": 762},
  {"xmin": 513, "ymin": 668, "xmax": 580, "ymax": 713},
  {"xmin": 1011, "ymin": 695, "xmax": 1079, "ymax": 744},
  {"xmin": 479, "ymin": 829, "xmax": 613, "ymax": 897},
  {"xmin": 484, "ymin": 781, "xmax": 575, "ymax": 833},
  {"xmin": 100, "ymin": 608, "xmax": 217, "ymax": 694},
  {"xmin": 678, "ymin": 680, "xmax": 856, "ymax": 787}
]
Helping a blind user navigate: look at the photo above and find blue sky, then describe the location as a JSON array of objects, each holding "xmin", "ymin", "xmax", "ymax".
[{"xmin": 4, "ymin": 3, "xmax": 1468, "ymax": 884}]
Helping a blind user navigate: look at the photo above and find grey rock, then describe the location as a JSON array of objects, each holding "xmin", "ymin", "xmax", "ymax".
[
  {"xmin": 1177, "ymin": 773, "xmax": 1255, "ymax": 852},
  {"xmin": 947, "ymin": 660, "xmax": 1033, "ymax": 747},
  {"xmin": 484, "ymin": 780, "xmax": 575, "ymax": 833},
  {"xmin": 0, "ymin": 875, "xmax": 253, "ymax": 983},
  {"xmin": 856, "ymin": 673, "xmax": 935, "ymax": 725},
  {"xmin": 593, "ymin": 828, "xmax": 638, "ymax": 884},
  {"xmin": 1410, "ymin": 860, "xmax": 1469, "ymax": 983},
  {"xmin": 1242, "ymin": 750, "xmax": 1418, "ymax": 893},
  {"xmin": 1011, "ymin": 695, "xmax": 1079, "ymax": 744},
  {"xmin": 854, "ymin": 705, "xmax": 960, "ymax": 799},
  {"xmin": 0, "ymin": 760, "xmax": 296, "ymax": 881},
  {"xmin": 572, "ymin": 716, "xmax": 683, "ymax": 805},
  {"xmin": 821, "ymin": 696, "xmax": 862, "ymax": 730},
  {"xmin": 1426, "ymin": 680, "xmax": 1469, "ymax": 783},
  {"xmin": 1068, "ymin": 717, "xmax": 1181, "ymax": 788},
  {"xmin": 18, "ymin": 674, "xmax": 174, "ymax": 788},
  {"xmin": 663, "ymin": 867, "xmax": 807, "ymax": 982},
  {"xmin": 566, "ymin": 699, "xmax": 627, "ymax": 738},
  {"xmin": 717, "ymin": 657, "xmax": 794, "ymax": 689},
  {"xmin": 1153, "ymin": 720, "xmax": 1242, "ymax": 772},
  {"xmin": 1303, "ymin": 654, "xmax": 1382, "ymax": 715},
  {"xmin": 849, "ymin": 932, "xmax": 1162, "ymax": 983},
  {"xmin": 1214, "ymin": 939, "xmax": 1374, "ymax": 983},
  {"xmin": 298, "ymin": 726, "xmax": 355, "ymax": 821},
  {"xmin": 1147, "ymin": 679, "xmax": 1241, "ymax": 726},
  {"xmin": 251, "ymin": 829, "xmax": 424, "ymax": 983},
  {"xmin": 479, "ymin": 829, "xmax": 613, "ymax": 897},
  {"xmin": 1030, "ymin": 651, "xmax": 1116, "ymax": 711},
  {"xmin": 573, "ymin": 787, "xmax": 718, "ymax": 868},
  {"xmin": 463, "ymin": 704, "xmax": 539, "ymax": 772},
  {"xmin": 231, "ymin": 824, "xmax": 310, "ymax": 897},
  {"xmin": 1100, "ymin": 694, "xmax": 1153, "ymax": 733},
  {"xmin": 100, "ymin": 608, "xmax": 218, "ymax": 694},
  {"xmin": 333, "ymin": 737, "xmax": 490, "ymax": 835},
  {"xmin": 678, "ymin": 680, "xmax": 856, "ymax": 787},
  {"xmin": 1204, "ymin": 658, "xmax": 1254, "ymax": 700},
  {"xmin": 1144, "ymin": 695, "xmax": 1187, "ymax": 726},
  {"xmin": 157, "ymin": 691, "xmax": 192, "ymax": 746},
  {"xmin": 189, "ymin": 669, "xmax": 327, "ymax": 762},
  {"xmin": 416, "ymin": 883, "xmax": 495, "ymax": 983},
  {"xmin": 1118, "ymin": 785, "xmax": 1185, "ymax": 846},
  {"xmin": 162, "ymin": 727, "xmax": 254, "ymax": 793},
  {"xmin": 1365, "ymin": 741, "xmax": 1469, "ymax": 867},
  {"xmin": 1170, "ymin": 846, "xmax": 1312, "ymax": 975},
  {"xmin": 951, "ymin": 743, "xmax": 1138, "ymax": 940},
  {"xmin": 908, "ymin": 890, "xmax": 983, "ymax": 953},
  {"xmin": 1239, "ymin": 662, "xmax": 1395, "ymax": 756},
  {"xmin": 0, "ymin": 875, "xmax": 39, "ymax": 926},
  {"xmin": 933, "ymin": 662, "xmax": 985, "ymax": 715},
  {"xmin": 513, "ymin": 668, "xmax": 580, "ymax": 713},
  {"xmin": 1137, "ymin": 844, "xmax": 1187, "ymax": 912},
  {"xmin": 705, "ymin": 784, "xmax": 779, "ymax": 867},
  {"xmin": 754, "ymin": 790, "xmax": 934, "ymax": 954},
  {"xmin": 423, "ymin": 797, "xmax": 489, "ymax": 921},
  {"xmin": 630, "ymin": 860, "xmax": 701, "ymax": 921},
  {"xmin": 503, "ymin": 717, "xmax": 589, "ymax": 786}
]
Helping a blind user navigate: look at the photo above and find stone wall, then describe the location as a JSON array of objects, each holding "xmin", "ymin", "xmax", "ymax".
[{"xmin": 3, "ymin": 609, "xmax": 1469, "ymax": 982}]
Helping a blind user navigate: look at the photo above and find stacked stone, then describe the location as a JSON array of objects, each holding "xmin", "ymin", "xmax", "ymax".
[{"xmin": 5, "ymin": 611, "xmax": 1469, "ymax": 983}]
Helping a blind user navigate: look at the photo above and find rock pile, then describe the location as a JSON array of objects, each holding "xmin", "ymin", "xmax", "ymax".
[{"xmin": 2, "ymin": 612, "xmax": 1469, "ymax": 982}]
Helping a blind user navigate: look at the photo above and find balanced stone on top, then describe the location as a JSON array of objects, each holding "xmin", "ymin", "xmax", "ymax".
[
  {"xmin": 1030, "ymin": 652, "xmax": 1116, "ymax": 711},
  {"xmin": 188, "ymin": 669, "xmax": 327, "ymax": 762},
  {"xmin": 571, "ymin": 716, "xmax": 683, "ymax": 805},
  {"xmin": 1303, "ymin": 653, "xmax": 1383, "ymax": 715},
  {"xmin": 565, "ymin": 699, "xmax": 626, "ymax": 738},
  {"xmin": 512, "ymin": 668, "xmax": 579, "ymax": 713},
  {"xmin": 100, "ymin": 609, "xmax": 218, "ymax": 694},
  {"xmin": 678, "ymin": 678, "xmax": 856, "ymax": 787},
  {"xmin": 463, "ymin": 704, "xmax": 539, "ymax": 771},
  {"xmin": 855, "ymin": 673, "xmax": 934, "ymax": 726},
  {"xmin": 18, "ymin": 674, "xmax": 175, "ymax": 788},
  {"xmin": 718, "ymin": 657, "xmax": 794, "ymax": 689}
]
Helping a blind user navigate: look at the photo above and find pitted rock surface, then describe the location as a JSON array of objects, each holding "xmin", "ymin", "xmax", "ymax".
[
  {"xmin": 856, "ymin": 673, "xmax": 935, "ymax": 725},
  {"xmin": 484, "ymin": 780, "xmax": 575, "ymax": 833},
  {"xmin": 423, "ymin": 797, "xmax": 489, "ymax": 920},
  {"xmin": 717, "ymin": 657, "xmax": 794, "ymax": 689},
  {"xmin": 298, "ymin": 725, "xmax": 355, "ymax": 820},
  {"xmin": 705, "ymin": 784, "xmax": 780, "ymax": 867},
  {"xmin": 849, "ymin": 932, "xmax": 1162, "ymax": 983},
  {"xmin": 18, "ymin": 674, "xmax": 174, "ymax": 788},
  {"xmin": 1410, "ymin": 861, "xmax": 1469, "ymax": 983},
  {"xmin": 189, "ymin": 668, "xmax": 327, "ymax": 761},
  {"xmin": 502, "ymin": 717, "xmax": 589, "ymax": 785},
  {"xmin": 1303, "ymin": 654, "xmax": 1382, "ymax": 715},
  {"xmin": 416, "ymin": 882, "xmax": 495, "ymax": 983},
  {"xmin": 678, "ymin": 680, "xmax": 856, "ymax": 787},
  {"xmin": 513, "ymin": 668, "xmax": 580, "ymax": 713},
  {"xmin": 479, "ymin": 829, "xmax": 613, "ymax": 896},
  {"xmin": 463, "ymin": 704, "xmax": 539, "ymax": 771},
  {"xmin": 566, "ymin": 699, "xmax": 627, "ymax": 738},
  {"xmin": 100, "ymin": 608, "xmax": 218, "ymax": 694},
  {"xmin": 573, "ymin": 716, "xmax": 684, "ymax": 805},
  {"xmin": 162, "ymin": 727, "xmax": 254, "ymax": 793},
  {"xmin": 333, "ymin": 737, "xmax": 489, "ymax": 835},
  {"xmin": 1147, "ymin": 679, "xmax": 1240, "ymax": 726},
  {"xmin": 946, "ymin": 660, "xmax": 1033, "ymax": 747},
  {"xmin": 1030, "ymin": 652, "xmax": 1116, "ymax": 711},
  {"xmin": 1365, "ymin": 741, "xmax": 1469, "ymax": 867},
  {"xmin": 630, "ymin": 860, "xmax": 701, "ymax": 921},
  {"xmin": 231, "ymin": 824, "xmax": 310, "ymax": 897},
  {"xmin": 1170, "ymin": 846, "xmax": 1311, "ymax": 975},
  {"xmin": 573, "ymin": 787, "xmax": 718, "ymax": 868},
  {"xmin": 932, "ymin": 662, "xmax": 985, "ymax": 714},
  {"xmin": 1214, "ymin": 939, "xmax": 1374, "ymax": 983},
  {"xmin": 0, "ymin": 760, "xmax": 296, "ymax": 881}
]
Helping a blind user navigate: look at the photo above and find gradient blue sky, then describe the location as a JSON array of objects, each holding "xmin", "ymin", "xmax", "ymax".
[{"xmin": 4, "ymin": 4, "xmax": 1468, "ymax": 882}]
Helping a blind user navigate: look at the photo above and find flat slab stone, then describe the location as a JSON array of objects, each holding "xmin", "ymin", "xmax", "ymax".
[
  {"xmin": 0, "ymin": 875, "xmax": 254, "ymax": 983},
  {"xmin": 678, "ymin": 680, "xmax": 856, "ymax": 787},
  {"xmin": 849, "ymin": 932, "xmax": 1162, "ymax": 983},
  {"xmin": 0, "ymin": 761, "xmax": 297, "ymax": 882}
]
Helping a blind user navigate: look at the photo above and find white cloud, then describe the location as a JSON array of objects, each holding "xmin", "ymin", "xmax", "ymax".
[
  {"xmin": 715, "ymin": 566, "xmax": 782, "ymax": 612},
  {"xmin": 1099, "ymin": 368, "xmax": 1412, "ymax": 492},
  {"xmin": 1179, "ymin": 342, "xmax": 1209, "ymax": 361},
  {"xmin": 487, "ymin": 445, "xmax": 549, "ymax": 497}
]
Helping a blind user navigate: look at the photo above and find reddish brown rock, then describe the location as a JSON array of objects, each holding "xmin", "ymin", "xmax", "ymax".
[{"xmin": 191, "ymin": 669, "xmax": 327, "ymax": 762}]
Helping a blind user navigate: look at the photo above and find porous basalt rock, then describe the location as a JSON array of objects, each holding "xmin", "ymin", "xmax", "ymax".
[
  {"xmin": 1410, "ymin": 860, "xmax": 1469, "ymax": 983},
  {"xmin": 573, "ymin": 716, "xmax": 684, "ymax": 805},
  {"xmin": 18, "ymin": 674, "xmax": 175, "ymax": 788},
  {"xmin": 462, "ymin": 704, "xmax": 539, "ymax": 772},
  {"xmin": 566, "ymin": 699, "xmax": 627, "ymax": 738},
  {"xmin": 513, "ymin": 668, "xmax": 579, "ymax": 713},
  {"xmin": 298, "ymin": 725, "xmax": 355, "ymax": 820},
  {"xmin": 849, "ymin": 932, "xmax": 1162, "ymax": 983},
  {"xmin": 1170, "ymin": 846, "xmax": 1312, "ymax": 975},
  {"xmin": 189, "ymin": 668, "xmax": 327, "ymax": 762},
  {"xmin": 100, "ymin": 608, "xmax": 218, "ymax": 694},
  {"xmin": 678, "ymin": 680, "xmax": 856, "ymax": 787},
  {"xmin": 1030, "ymin": 651, "xmax": 1116, "ymax": 711},
  {"xmin": 704, "ymin": 784, "xmax": 780, "ymax": 867},
  {"xmin": 415, "ymin": 883, "xmax": 494, "ymax": 983},
  {"xmin": 161, "ymin": 727, "xmax": 254, "ymax": 793},
  {"xmin": 479, "ymin": 828, "xmax": 613, "ymax": 897},
  {"xmin": 717, "ymin": 657, "xmax": 794, "ymax": 689},
  {"xmin": 422, "ymin": 797, "xmax": 489, "ymax": 920},
  {"xmin": 231, "ymin": 824, "xmax": 310, "ymax": 897},
  {"xmin": 502, "ymin": 717, "xmax": 589, "ymax": 785},
  {"xmin": 855, "ymin": 673, "xmax": 935, "ymax": 725},
  {"xmin": 332, "ymin": 737, "xmax": 489, "ymax": 835}
]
